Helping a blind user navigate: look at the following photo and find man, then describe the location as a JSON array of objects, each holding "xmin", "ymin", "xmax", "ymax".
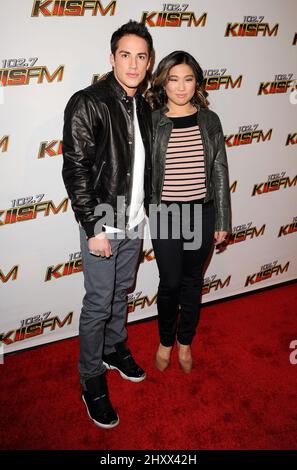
[{"xmin": 62, "ymin": 20, "xmax": 153, "ymax": 428}]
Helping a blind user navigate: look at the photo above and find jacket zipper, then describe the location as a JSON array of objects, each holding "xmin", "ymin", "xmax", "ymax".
[
  {"xmin": 196, "ymin": 116, "xmax": 209, "ymax": 201},
  {"xmin": 94, "ymin": 160, "xmax": 106, "ymax": 189},
  {"xmin": 158, "ymin": 121, "xmax": 173, "ymax": 206}
]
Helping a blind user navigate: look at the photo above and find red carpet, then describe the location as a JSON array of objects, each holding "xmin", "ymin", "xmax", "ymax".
[{"xmin": 1, "ymin": 282, "xmax": 297, "ymax": 450}]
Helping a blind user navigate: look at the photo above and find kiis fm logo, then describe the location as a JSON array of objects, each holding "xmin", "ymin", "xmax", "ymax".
[
  {"xmin": 38, "ymin": 140, "xmax": 62, "ymax": 158},
  {"xmin": 92, "ymin": 74, "xmax": 102, "ymax": 85},
  {"xmin": 204, "ymin": 69, "xmax": 242, "ymax": 91},
  {"xmin": 202, "ymin": 274, "xmax": 231, "ymax": 295},
  {"xmin": 252, "ymin": 172, "xmax": 297, "ymax": 196},
  {"xmin": 139, "ymin": 248, "xmax": 155, "ymax": 264},
  {"xmin": 286, "ymin": 132, "xmax": 297, "ymax": 146},
  {"xmin": 92, "ymin": 73, "xmax": 110, "ymax": 85},
  {"xmin": 258, "ymin": 74, "xmax": 297, "ymax": 95},
  {"xmin": 0, "ymin": 266, "xmax": 19, "ymax": 283},
  {"xmin": 0, "ymin": 57, "xmax": 64, "ymax": 87},
  {"xmin": 0, "ymin": 195, "xmax": 68, "ymax": 226},
  {"xmin": 45, "ymin": 252, "xmax": 82, "ymax": 281},
  {"xmin": 230, "ymin": 181, "xmax": 237, "ymax": 193},
  {"xmin": 225, "ymin": 16, "xmax": 278, "ymax": 37},
  {"xmin": 141, "ymin": 3, "xmax": 207, "ymax": 28},
  {"xmin": 228, "ymin": 222, "xmax": 265, "ymax": 245},
  {"xmin": 127, "ymin": 291, "xmax": 157, "ymax": 314},
  {"xmin": 289, "ymin": 340, "xmax": 297, "ymax": 365},
  {"xmin": 31, "ymin": 0, "xmax": 116, "ymax": 16},
  {"xmin": 225, "ymin": 125, "xmax": 272, "ymax": 147},
  {"xmin": 0, "ymin": 136, "xmax": 9, "ymax": 153},
  {"xmin": 0, "ymin": 311, "xmax": 73, "ymax": 345},
  {"xmin": 245, "ymin": 260, "xmax": 289, "ymax": 287},
  {"xmin": 278, "ymin": 216, "xmax": 297, "ymax": 238}
]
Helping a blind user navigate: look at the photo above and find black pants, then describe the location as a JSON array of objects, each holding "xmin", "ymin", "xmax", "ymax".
[{"xmin": 151, "ymin": 200, "xmax": 215, "ymax": 346}]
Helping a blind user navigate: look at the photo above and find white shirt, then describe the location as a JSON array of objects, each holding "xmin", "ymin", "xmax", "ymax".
[
  {"xmin": 127, "ymin": 97, "xmax": 145, "ymax": 229},
  {"xmin": 98, "ymin": 97, "xmax": 145, "ymax": 235}
]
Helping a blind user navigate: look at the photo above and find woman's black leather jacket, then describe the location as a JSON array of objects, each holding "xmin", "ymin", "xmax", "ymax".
[{"xmin": 151, "ymin": 106, "xmax": 231, "ymax": 232}]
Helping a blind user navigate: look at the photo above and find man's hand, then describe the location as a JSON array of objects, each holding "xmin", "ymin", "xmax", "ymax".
[
  {"xmin": 88, "ymin": 232, "xmax": 112, "ymax": 258},
  {"xmin": 214, "ymin": 231, "xmax": 228, "ymax": 246}
]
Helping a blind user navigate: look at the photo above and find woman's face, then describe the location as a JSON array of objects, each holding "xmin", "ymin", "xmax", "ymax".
[{"xmin": 165, "ymin": 63, "xmax": 196, "ymax": 108}]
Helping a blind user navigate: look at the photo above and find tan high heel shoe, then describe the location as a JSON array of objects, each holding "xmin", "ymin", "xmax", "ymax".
[
  {"xmin": 155, "ymin": 344, "xmax": 172, "ymax": 372},
  {"xmin": 177, "ymin": 342, "xmax": 192, "ymax": 373}
]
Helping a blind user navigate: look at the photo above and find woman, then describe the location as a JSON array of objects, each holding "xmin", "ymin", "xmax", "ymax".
[{"xmin": 146, "ymin": 51, "xmax": 231, "ymax": 373}]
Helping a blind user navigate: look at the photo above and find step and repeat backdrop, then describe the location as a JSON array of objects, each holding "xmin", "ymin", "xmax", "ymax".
[{"xmin": 1, "ymin": 0, "xmax": 297, "ymax": 354}]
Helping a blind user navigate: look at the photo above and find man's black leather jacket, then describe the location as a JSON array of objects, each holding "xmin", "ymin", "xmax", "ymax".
[
  {"xmin": 62, "ymin": 72, "xmax": 152, "ymax": 238},
  {"xmin": 151, "ymin": 106, "xmax": 232, "ymax": 232}
]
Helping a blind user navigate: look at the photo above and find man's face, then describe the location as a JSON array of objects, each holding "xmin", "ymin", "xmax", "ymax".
[{"xmin": 110, "ymin": 34, "xmax": 150, "ymax": 96}]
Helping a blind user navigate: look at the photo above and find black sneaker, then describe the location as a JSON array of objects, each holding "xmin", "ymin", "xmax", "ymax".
[
  {"xmin": 103, "ymin": 342, "xmax": 146, "ymax": 382},
  {"xmin": 82, "ymin": 374, "xmax": 119, "ymax": 429}
]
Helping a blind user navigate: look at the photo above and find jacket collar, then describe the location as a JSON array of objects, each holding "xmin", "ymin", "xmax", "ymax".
[
  {"xmin": 158, "ymin": 106, "xmax": 170, "ymax": 126},
  {"xmin": 106, "ymin": 71, "xmax": 142, "ymax": 102}
]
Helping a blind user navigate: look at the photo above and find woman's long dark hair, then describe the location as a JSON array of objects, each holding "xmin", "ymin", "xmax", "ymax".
[{"xmin": 145, "ymin": 50, "xmax": 209, "ymax": 110}]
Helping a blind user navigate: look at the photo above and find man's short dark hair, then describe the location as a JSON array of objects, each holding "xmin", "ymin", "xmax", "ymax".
[{"xmin": 110, "ymin": 20, "xmax": 153, "ymax": 57}]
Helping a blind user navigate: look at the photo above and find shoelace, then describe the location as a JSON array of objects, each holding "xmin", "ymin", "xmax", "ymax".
[
  {"xmin": 115, "ymin": 349, "xmax": 138, "ymax": 369},
  {"xmin": 91, "ymin": 394, "xmax": 114, "ymax": 414},
  {"xmin": 93, "ymin": 394, "xmax": 106, "ymax": 402},
  {"xmin": 122, "ymin": 353, "xmax": 131, "ymax": 360},
  {"xmin": 124, "ymin": 355, "xmax": 139, "ymax": 370},
  {"xmin": 116, "ymin": 348, "xmax": 132, "ymax": 362},
  {"xmin": 117, "ymin": 349, "xmax": 139, "ymax": 370}
]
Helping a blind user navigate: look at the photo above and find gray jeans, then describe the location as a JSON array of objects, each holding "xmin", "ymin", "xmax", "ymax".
[{"xmin": 78, "ymin": 222, "xmax": 144, "ymax": 387}]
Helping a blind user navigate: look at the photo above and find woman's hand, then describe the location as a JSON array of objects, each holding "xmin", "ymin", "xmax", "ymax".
[{"xmin": 214, "ymin": 231, "xmax": 228, "ymax": 246}]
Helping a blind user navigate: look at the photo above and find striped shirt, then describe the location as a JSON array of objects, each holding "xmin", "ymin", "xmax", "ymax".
[{"xmin": 161, "ymin": 112, "xmax": 206, "ymax": 202}]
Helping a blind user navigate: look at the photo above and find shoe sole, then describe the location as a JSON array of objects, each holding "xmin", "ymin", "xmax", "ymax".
[
  {"xmin": 82, "ymin": 395, "xmax": 119, "ymax": 429},
  {"xmin": 103, "ymin": 362, "xmax": 146, "ymax": 383}
]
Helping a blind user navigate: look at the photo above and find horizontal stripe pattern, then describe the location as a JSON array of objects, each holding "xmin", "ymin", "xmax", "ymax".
[{"xmin": 162, "ymin": 121, "xmax": 206, "ymax": 202}]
